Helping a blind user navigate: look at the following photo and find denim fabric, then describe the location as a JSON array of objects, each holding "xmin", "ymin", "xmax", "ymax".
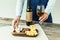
[{"xmin": 29, "ymin": 0, "xmax": 52, "ymax": 23}]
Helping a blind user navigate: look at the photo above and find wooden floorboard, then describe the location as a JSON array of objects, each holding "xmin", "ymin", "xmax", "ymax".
[{"xmin": 41, "ymin": 23, "xmax": 60, "ymax": 40}]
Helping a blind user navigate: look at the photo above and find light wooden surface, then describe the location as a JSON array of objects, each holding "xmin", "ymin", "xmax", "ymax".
[
  {"xmin": 0, "ymin": 24, "xmax": 48, "ymax": 40},
  {"xmin": 41, "ymin": 23, "xmax": 60, "ymax": 40}
]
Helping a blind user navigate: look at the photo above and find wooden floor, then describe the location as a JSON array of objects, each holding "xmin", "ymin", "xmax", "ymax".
[
  {"xmin": 40, "ymin": 23, "xmax": 60, "ymax": 40},
  {"xmin": 0, "ymin": 19, "xmax": 60, "ymax": 40}
]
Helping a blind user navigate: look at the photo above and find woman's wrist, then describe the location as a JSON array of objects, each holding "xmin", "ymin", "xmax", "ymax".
[{"xmin": 16, "ymin": 16, "xmax": 21, "ymax": 21}]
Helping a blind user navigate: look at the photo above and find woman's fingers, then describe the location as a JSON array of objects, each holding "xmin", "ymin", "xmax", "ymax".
[
  {"xmin": 12, "ymin": 19, "xmax": 18, "ymax": 30},
  {"xmin": 39, "ymin": 13, "xmax": 48, "ymax": 24},
  {"xmin": 39, "ymin": 16, "xmax": 48, "ymax": 24}
]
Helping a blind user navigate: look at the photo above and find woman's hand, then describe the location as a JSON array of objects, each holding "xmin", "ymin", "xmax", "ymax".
[
  {"xmin": 39, "ymin": 12, "xmax": 48, "ymax": 24},
  {"xmin": 12, "ymin": 16, "xmax": 20, "ymax": 30}
]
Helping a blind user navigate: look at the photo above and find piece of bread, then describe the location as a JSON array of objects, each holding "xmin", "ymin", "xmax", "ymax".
[{"xmin": 29, "ymin": 25, "xmax": 36, "ymax": 31}]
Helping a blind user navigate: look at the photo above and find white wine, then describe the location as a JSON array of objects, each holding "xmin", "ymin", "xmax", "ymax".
[
  {"xmin": 36, "ymin": 5, "xmax": 44, "ymax": 16},
  {"xmin": 26, "ymin": 0, "xmax": 33, "ymax": 26}
]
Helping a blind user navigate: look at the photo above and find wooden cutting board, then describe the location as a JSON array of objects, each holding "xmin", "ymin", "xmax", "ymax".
[{"xmin": 12, "ymin": 28, "xmax": 38, "ymax": 37}]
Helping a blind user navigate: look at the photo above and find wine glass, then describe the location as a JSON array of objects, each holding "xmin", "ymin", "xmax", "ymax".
[{"xmin": 36, "ymin": 5, "xmax": 44, "ymax": 16}]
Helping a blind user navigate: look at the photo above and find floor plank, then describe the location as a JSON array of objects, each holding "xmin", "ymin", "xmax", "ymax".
[{"xmin": 41, "ymin": 23, "xmax": 60, "ymax": 40}]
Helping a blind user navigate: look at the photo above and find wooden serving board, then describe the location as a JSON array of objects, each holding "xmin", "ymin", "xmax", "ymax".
[{"xmin": 12, "ymin": 28, "xmax": 38, "ymax": 37}]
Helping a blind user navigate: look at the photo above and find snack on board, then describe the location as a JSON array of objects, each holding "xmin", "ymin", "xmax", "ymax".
[
  {"xmin": 25, "ymin": 25, "xmax": 38, "ymax": 36},
  {"xmin": 20, "ymin": 28, "xmax": 30, "ymax": 33},
  {"xmin": 29, "ymin": 25, "xmax": 36, "ymax": 30},
  {"xmin": 15, "ymin": 28, "xmax": 20, "ymax": 33},
  {"xmin": 12, "ymin": 25, "xmax": 38, "ymax": 37},
  {"xmin": 25, "ymin": 30, "xmax": 38, "ymax": 36}
]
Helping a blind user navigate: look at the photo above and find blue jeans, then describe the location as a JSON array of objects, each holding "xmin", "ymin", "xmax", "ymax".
[{"xmin": 30, "ymin": 0, "xmax": 52, "ymax": 23}]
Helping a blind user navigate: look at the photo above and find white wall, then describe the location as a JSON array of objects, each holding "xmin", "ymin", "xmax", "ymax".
[
  {"xmin": 52, "ymin": 0, "xmax": 60, "ymax": 24},
  {"xmin": 0, "ymin": 0, "xmax": 16, "ymax": 18},
  {"xmin": 0, "ymin": 0, "xmax": 26, "ymax": 20},
  {"xmin": 0, "ymin": 0, "xmax": 60, "ymax": 24}
]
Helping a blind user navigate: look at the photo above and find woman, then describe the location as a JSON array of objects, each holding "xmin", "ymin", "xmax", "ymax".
[{"xmin": 12, "ymin": 0, "xmax": 56, "ymax": 29}]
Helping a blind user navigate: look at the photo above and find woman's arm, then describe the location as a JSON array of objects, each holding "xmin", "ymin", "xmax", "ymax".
[
  {"xmin": 16, "ymin": 0, "xmax": 25, "ymax": 17},
  {"xmin": 45, "ymin": 0, "xmax": 56, "ymax": 15},
  {"xmin": 39, "ymin": 0, "xmax": 56, "ymax": 24},
  {"xmin": 12, "ymin": 0, "xmax": 25, "ymax": 29}
]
